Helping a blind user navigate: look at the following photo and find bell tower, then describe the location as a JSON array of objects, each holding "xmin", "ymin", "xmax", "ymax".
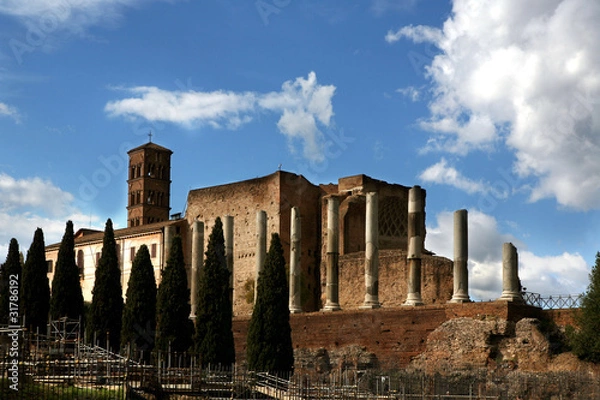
[{"xmin": 127, "ymin": 139, "xmax": 173, "ymax": 227}]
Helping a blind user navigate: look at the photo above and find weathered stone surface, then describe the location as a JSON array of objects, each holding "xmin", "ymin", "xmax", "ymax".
[
  {"xmin": 497, "ymin": 318, "xmax": 551, "ymax": 371},
  {"xmin": 332, "ymin": 250, "xmax": 453, "ymax": 309},
  {"xmin": 361, "ymin": 192, "xmax": 380, "ymax": 308},
  {"xmin": 499, "ymin": 242, "xmax": 524, "ymax": 302},
  {"xmin": 411, "ymin": 317, "xmax": 512, "ymax": 372},
  {"xmin": 289, "ymin": 206, "xmax": 302, "ymax": 313},
  {"xmin": 324, "ymin": 196, "xmax": 341, "ymax": 311},
  {"xmin": 450, "ymin": 209, "xmax": 470, "ymax": 303},
  {"xmin": 295, "ymin": 345, "xmax": 378, "ymax": 374},
  {"xmin": 410, "ymin": 316, "xmax": 596, "ymax": 374},
  {"xmin": 233, "ymin": 302, "xmax": 588, "ymax": 374}
]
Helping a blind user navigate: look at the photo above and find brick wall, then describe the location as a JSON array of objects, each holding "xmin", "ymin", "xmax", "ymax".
[
  {"xmin": 325, "ymin": 250, "xmax": 453, "ymax": 309},
  {"xmin": 233, "ymin": 302, "xmax": 567, "ymax": 370},
  {"xmin": 542, "ymin": 308, "xmax": 577, "ymax": 327},
  {"xmin": 185, "ymin": 171, "xmax": 323, "ymax": 315}
]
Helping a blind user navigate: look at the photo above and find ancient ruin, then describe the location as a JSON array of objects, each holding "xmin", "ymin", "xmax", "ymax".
[
  {"xmin": 44, "ymin": 140, "xmax": 551, "ymax": 372},
  {"xmin": 48, "ymin": 140, "xmax": 462, "ymax": 315}
]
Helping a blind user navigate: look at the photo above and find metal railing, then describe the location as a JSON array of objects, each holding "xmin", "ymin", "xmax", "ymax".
[{"xmin": 522, "ymin": 292, "xmax": 584, "ymax": 309}]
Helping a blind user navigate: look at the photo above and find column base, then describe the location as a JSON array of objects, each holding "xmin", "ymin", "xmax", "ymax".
[
  {"xmin": 359, "ymin": 302, "xmax": 381, "ymax": 309},
  {"xmin": 289, "ymin": 306, "xmax": 303, "ymax": 314},
  {"xmin": 322, "ymin": 302, "xmax": 341, "ymax": 312},
  {"xmin": 403, "ymin": 293, "xmax": 424, "ymax": 306},
  {"xmin": 497, "ymin": 291, "xmax": 524, "ymax": 303},
  {"xmin": 448, "ymin": 294, "xmax": 471, "ymax": 303}
]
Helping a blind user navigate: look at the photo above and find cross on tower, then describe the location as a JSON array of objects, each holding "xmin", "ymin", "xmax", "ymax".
[{"xmin": 148, "ymin": 131, "xmax": 153, "ymax": 143}]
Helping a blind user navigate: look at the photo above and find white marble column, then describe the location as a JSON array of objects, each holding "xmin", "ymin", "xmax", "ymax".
[
  {"xmin": 324, "ymin": 196, "xmax": 341, "ymax": 311},
  {"xmin": 450, "ymin": 209, "xmax": 470, "ymax": 303},
  {"xmin": 223, "ymin": 215, "xmax": 234, "ymax": 307},
  {"xmin": 404, "ymin": 186, "xmax": 424, "ymax": 306},
  {"xmin": 190, "ymin": 220, "xmax": 204, "ymax": 317},
  {"xmin": 289, "ymin": 207, "xmax": 302, "ymax": 313},
  {"xmin": 499, "ymin": 242, "xmax": 524, "ymax": 302},
  {"xmin": 361, "ymin": 192, "xmax": 381, "ymax": 309},
  {"xmin": 255, "ymin": 210, "xmax": 267, "ymax": 305}
]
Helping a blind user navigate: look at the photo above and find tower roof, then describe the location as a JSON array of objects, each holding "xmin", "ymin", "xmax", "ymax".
[{"xmin": 127, "ymin": 142, "xmax": 173, "ymax": 155}]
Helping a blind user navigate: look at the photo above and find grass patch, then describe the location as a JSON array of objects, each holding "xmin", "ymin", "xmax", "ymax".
[{"xmin": 0, "ymin": 378, "xmax": 124, "ymax": 400}]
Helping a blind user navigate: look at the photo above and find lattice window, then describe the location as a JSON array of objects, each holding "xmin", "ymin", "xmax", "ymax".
[{"xmin": 378, "ymin": 196, "xmax": 407, "ymax": 238}]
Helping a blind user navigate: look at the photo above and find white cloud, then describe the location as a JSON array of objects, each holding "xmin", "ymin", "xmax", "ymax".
[
  {"xmin": 391, "ymin": 0, "xmax": 600, "ymax": 210},
  {"xmin": 106, "ymin": 72, "xmax": 336, "ymax": 162},
  {"xmin": 419, "ymin": 158, "xmax": 494, "ymax": 196},
  {"xmin": 0, "ymin": 0, "xmax": 163, "ymax": 34},
  {"xmin": 518, "ymin": 251, "xmax": 589, "ymax": 296},
  {"xmin": 0, "ymin": 102, "xmax": 20, "ymax": 122},
  {"xmin": 259, "ymin": 72, "xmax": 335, "ymax": 162},
  {"xmin": 386, "ymin": 24, "xmax": 442, "ymax": 44},
  {"xmin": 105, "ymin": 87, "xmax": 258, "ymax": 129},
  {"xmin": 371, "ymin": 0, "xmax": 417, "ymax": 16},
  {"xmin": 426, "ymin": 209, "xmax": 589, "ymax": 300},
  {"xmin": 0, "ymin": 173, "xmax": 101, "ymax": 264},
  {"xmin": 396, "ymin": 86, "xmax": 420, "ymax": 102},
  {"xmin": 0, "ymin": 173, "xmax": 74, "ymax": 216}
]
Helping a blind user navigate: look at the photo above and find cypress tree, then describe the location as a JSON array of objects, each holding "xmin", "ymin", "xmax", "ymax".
[
  {"xmin": 571, "ymin": 252, "xmax": 600, "ymax": 362},
  {"xmin": 122, "ymin": 244, "xmax": 157, "ymax": 358},
  {"xmin": 246, "ymin": 233, "xmax": 294, "ymax": 374},
  {"xmin": 88, "ymin": 219, "xmax": 123, "ymax": 352},
  {"xmin": 156, "ymin": 235, "xmax": 192, "ymax": 353},
  {"xmin": 50, "ymin": 221, "xmax": 84, "ymax": 321},
  {"xmin": 194, "ymin": 217, "xmax": 235, "ymax": 366},
  {"xmin": 0, "ymin": 238, "xmax": 21, "ymax": 325},
  {"xmin": 22, "ymin": 228, "xmax": 50, "ymax": 332}
]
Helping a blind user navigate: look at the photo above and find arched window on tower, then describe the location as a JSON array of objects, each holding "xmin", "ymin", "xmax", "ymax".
[{"xmin": 147, "ymin": 190, "xmax": 155, "ymax": 205}]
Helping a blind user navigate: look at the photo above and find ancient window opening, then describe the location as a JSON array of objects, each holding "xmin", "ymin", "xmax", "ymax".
[{"xmin": 379, "ymin": 196, "xmax": 406, "ymax": 238}]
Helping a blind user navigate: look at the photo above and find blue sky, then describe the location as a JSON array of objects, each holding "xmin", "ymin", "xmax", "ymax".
[{"xmin": 1, "ymin": 0, "xmax": 599, "ymax": 300}]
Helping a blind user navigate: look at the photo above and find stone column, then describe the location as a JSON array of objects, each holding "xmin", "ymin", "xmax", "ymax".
[
  {"xmin": 324, "ymin": 196, "xmax": 341, "ymax": 311},
  {"xmin": 361, "ymin": 192, "xmax": 381, "ymax": 309},
  {"xmin": 499, "ymin": 242, "xmax": 524, "ymax": 302},
  {"xmin": 404, "ymin": 186, "xmax": 425, "ymax": 306},
  {"xmin": 163, "ymin": 224, "xmax": 174, "ymax": 266},
  {"xmin": 450, "ymin": 209, "xmax": 470, "ymax": 303},
  {"xmin": 255, "ymin": 210, "xmax": 267, "ymax": 305},
  {"xmin": 223, "ymin": 215, "xmax": 234, "ymax": 307},
  {"xmin": 190, "ymin": 220, "xmax": 204, "ymax": 317},
  {"xmin": 289, "ymin": 207, "xmax": 302, "ymax": 313}
]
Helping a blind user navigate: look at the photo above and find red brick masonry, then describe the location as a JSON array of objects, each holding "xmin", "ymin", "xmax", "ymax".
[{"xmin": 232, "ymin": 302, "xmax": 575, "ymax": 369}]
